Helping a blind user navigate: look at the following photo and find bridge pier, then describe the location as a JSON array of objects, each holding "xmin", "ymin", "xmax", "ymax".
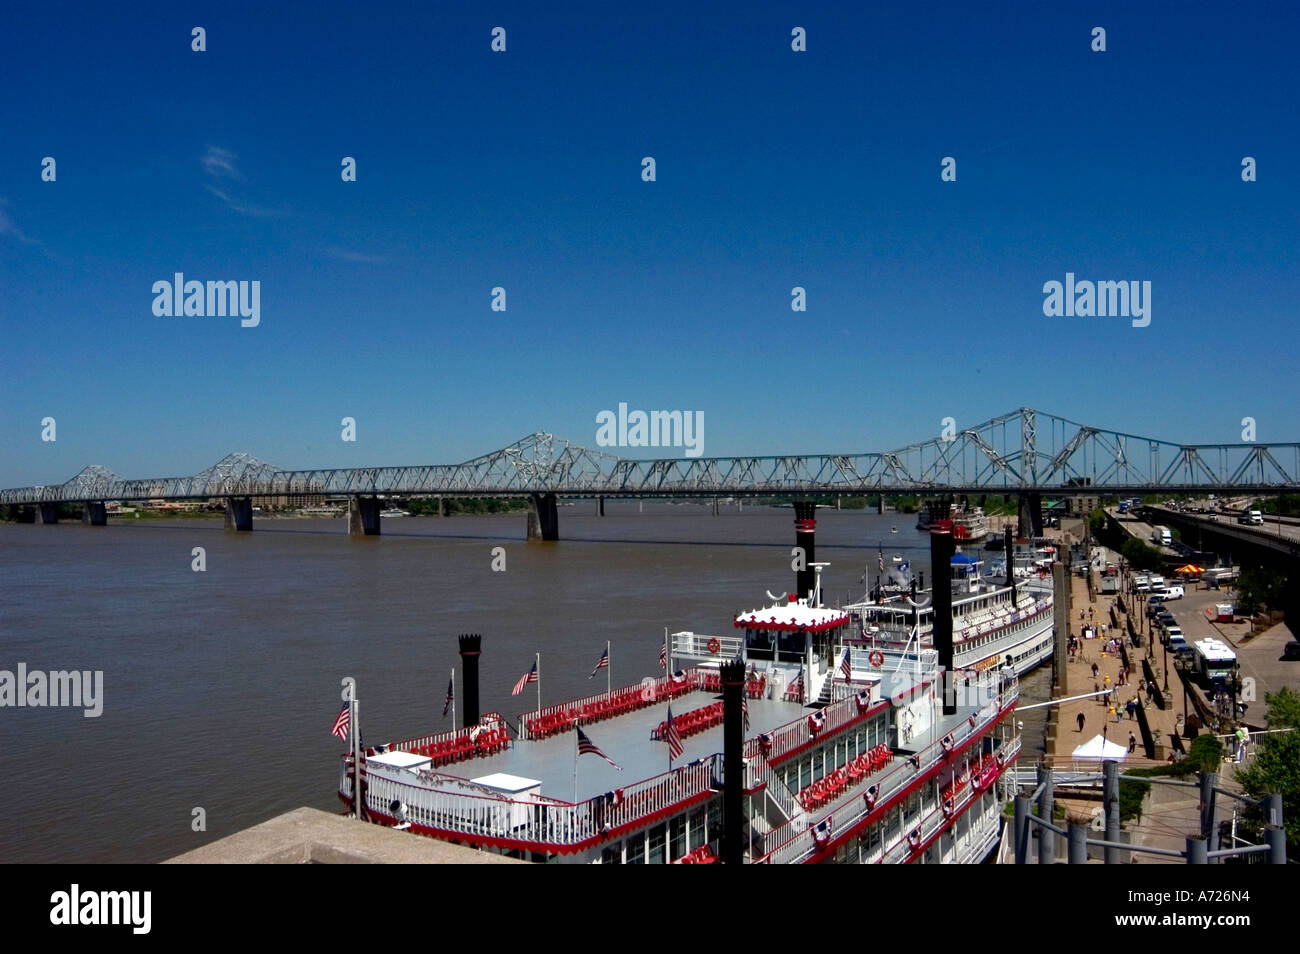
[
  {"xmin": 877, "ymin": 496, "xmax": 885, "ymax": 515},
  {"xmin": 713, "ymin": 498, "xmax": 719, "ymax": 516},
  {"xmin": 1017, "ymin": 492, "xmax": 1044, "ymax": 537},
  {"xmin": 597, "ymin": 495, "xmax": 605, "ymax": 517},
  {"xmin": 349, "ymin": 496, "xmax": 382, "ymax": 536},
  {"xmin": 224, "ymin": 496, "xmax": 253, "ymax": 532},
  {"xmin": 39, "ymin": 503, "xmax": 60, "ymax": 524},
  {"xmin": 527, "ymin": 493, "xmax": 559, "ymax": 541},
  {"xmin": 82, "ymin": 501, "xmax": 107, "ymax": 526}
]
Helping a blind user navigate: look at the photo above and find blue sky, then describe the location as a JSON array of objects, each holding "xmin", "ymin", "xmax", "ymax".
[{"xmin": 2, "ymin": 1, "xmax": 1297, "ymax": 486}]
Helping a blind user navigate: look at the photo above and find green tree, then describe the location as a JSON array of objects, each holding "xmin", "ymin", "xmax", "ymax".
[
  {"xmin": 1120, "ymin": 537, "xmax": 1162, "ymax": 571},
  {"xmin": 1234, "ymin": 688, "xmax": 1300, "ymax": 853}
]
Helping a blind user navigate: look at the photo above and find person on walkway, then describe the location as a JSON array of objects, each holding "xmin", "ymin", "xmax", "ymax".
[
  {"xmin": 1094, "ymin": 682, "xmax": 1101, "ymax": 701},
  {"xmin": 1077, "ymin": 711, "xmax": 1086, "ymax": 732},
  {"xmin": 1128, "ymin": 733, "xmax": 1137, "ymax": 754},
  {"xmin": 1091, "ymin": 662, "xmax": 1099, "ymax": 679},
  {"xmin": 1125, "ymin": 699, "xmax": 1136, "ymax": 720}
]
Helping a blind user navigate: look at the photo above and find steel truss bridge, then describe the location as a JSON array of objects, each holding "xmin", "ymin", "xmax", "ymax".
[{"xmin": 4, "ymin": 408, "xmax": 1300, "ymax": 506}]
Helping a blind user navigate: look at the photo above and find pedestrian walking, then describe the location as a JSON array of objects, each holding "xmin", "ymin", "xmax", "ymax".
[
  {"xmin": 1091, "ymin": 662, "xmax": 1099, "ymax": 679},
  {"xmin": 1126, "ymin": 700, "xmax": 1136, "ymax": 720},
  {"xmin": 1094, "ymin": 682, "xmax": 1101, "ymax": 701},
  {"xmin": 1077, "ymin": 711, "xmax": 1086, "ymax": 732},
  {"xmin": 1128, "ymin": 733, "xmax": 1137, "ymax": 754}
]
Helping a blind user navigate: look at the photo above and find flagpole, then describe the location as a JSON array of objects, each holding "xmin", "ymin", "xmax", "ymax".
[
  {"xmin": 665, "ymin": 626, "xmax": 671, "ymax": 672},
  {"xmin": 451, "ymin": 667, "xmax": 457, "ymax": 732},
  {"xmin": 352, "ymin": 681, "xmax": 366, "ymax": 821},
  {"xmin": 573, "ymin": 733, "xmax": 579, "ymax": 803},
  {"xmin": 606, "ymin": 639, "xmax": 611, "ymax": 694},
  {"xmin": 536, "ymin": 652, "xmax": 541, "ymax": 714}
]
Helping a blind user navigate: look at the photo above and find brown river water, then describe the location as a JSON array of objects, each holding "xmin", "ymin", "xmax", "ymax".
[{"xmin": 0, "ymin": 501, "xmax": 1048, "ymax": 862}]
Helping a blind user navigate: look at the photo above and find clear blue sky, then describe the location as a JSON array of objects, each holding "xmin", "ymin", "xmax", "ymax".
[{"xmin": 2, "ymin": 1, "xmax": 1297, "ymax": 486}]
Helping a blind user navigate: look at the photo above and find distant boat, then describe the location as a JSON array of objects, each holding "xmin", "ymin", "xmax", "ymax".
[
  {"xmin": 891, "ymin": 554, "xmax": 902, "ymax": 563},
  {"xmin": 380, "ymin": 508, "xmax": 411, "ymax": 517},
  {"xmin": 890, "ymin": 527, "xmax": 898, "ymax": 533}
]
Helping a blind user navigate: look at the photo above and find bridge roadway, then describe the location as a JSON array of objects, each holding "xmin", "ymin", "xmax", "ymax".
[{"xmin": 5, "ymin": 407, "xmax": 1300, "ymax": 539}]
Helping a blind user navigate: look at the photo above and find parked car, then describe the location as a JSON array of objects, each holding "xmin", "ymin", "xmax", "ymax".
[
  {"xmin": 1284, "ymin": 641, "xmax": 1300, "ymax": 661},
  {"xmin": 1157, "ymin": 612, "xmax": 1176, "ymax": 628}
]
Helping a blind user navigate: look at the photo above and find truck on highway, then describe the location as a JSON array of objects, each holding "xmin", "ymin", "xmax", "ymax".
[
  {"xmin": 1237, "ymin": 509, "xmax": 1264, "ymax": 525},
  {"xmin": 1150, "ymin": 526, "xmax": 1173, "ymax": 546}
]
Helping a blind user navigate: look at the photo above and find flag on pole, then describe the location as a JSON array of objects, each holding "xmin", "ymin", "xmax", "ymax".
[
  {"xmin": 442, "ymin": 675, "xmax": 454, "ymax": 717},
  {"xmin": 742, "ymin": 695, "xmax": 750, "ymax": 733},
  {"xmin": 663, "ymin": 706, "xmax": 684, "ymax": 759},
  {"xmin": 589, "ymin": 647, "xmax": 609, "ymax": 679},
  {"xmin": 878, "ymin": 549, "xmax": 885, "ymax": 573},
  {"xmin": 330, "ymin": 702, "xmax": 350, "ymax": 741},
  {"xmin": 659, "ymin": 642, "xmax": 667, "ymax": 670},
  {"xmin": 512, "ymin": 660, "xmax": 539, "ymax": 696},
  {"xmin": 577, "ymin": 727, "xmax": 623, "ymax": 770},
  {"xmin": 840, "ymin": 651, "xmax": 852, "ymax": 680}
]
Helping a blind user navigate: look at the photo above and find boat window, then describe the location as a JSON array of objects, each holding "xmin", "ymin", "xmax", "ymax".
[
  {"xmin": 625, "ymin": 831, "xmax": 645, "ymax": 864},
  {"xmin": 776, "ymin": 630, "xmax": 805, "ymax": 661},
  {"xmin": 689, "ymin": 808, "xmax": 706, "ymax": 851},
  {"xmin": 669, "ymin": 815, "xmax": 686, "ymax": 861},
  {"xmin": 647, "ymin": 824, "xmax": 667, "ymax": 865},
  {"xmin": 745, "ymin": 628, "xmax": 774, "ymax": 660},
  {"xmin": 601, "ymin": 842, "xmax": 622, "ymax": 864}
]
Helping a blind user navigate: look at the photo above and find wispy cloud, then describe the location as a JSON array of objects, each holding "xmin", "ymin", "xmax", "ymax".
[
  {"xmin": 324, "ymin": 247, "xmax": 385, "ymax": 264},
  {"xmin": 201, "ymin": 146, "xmax": 244, "ymax": 181},
  {"xmin": 201, "ymin": 146, "xmax": 285, "ymax": 217}
]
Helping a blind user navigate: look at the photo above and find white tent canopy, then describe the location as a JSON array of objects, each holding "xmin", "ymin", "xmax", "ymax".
[{"xmin": 1072, "ymin": 734, "xmax": 1128, "ymax": 761}]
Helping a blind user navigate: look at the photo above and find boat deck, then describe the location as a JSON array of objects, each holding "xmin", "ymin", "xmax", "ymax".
[{"xmin": 437, "ymin": 691, "xmax": 815, "ymax": 804}]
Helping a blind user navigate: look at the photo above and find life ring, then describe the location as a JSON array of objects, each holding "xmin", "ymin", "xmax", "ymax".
[
  {"xmin": 869, "ymin": 650, "xmax": 885, "ymax": 668},
  {"xmin": 707, "ymin": 637, "xmax": 721, "ymax": 654}
]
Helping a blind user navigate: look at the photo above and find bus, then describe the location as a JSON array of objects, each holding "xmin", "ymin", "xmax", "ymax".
[{"xmin": 1191, "ymin": 638, "xmax": 1237, "ymax": 692}]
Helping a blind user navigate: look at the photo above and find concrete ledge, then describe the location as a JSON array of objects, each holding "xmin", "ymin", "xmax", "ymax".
[{"xmin": 165, "ymin": 807, "xmax": 524, "ymax": 864}]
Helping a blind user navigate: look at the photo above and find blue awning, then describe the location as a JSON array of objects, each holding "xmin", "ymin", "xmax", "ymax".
[{"xmin": 950, "ymin": 554, "xmax": 979, "ymax": 565}]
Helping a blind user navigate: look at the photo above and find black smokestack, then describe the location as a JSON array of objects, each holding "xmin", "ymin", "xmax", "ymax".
[
  {"xmin": 930, "ymin": 523, "xmax": 956, "ymax": 715},
  {"xmin": 794, "ymin": 501, "xmax": 817, "ymax": 602},
  {"xmin": 1005, "ymin": 526, "xmax": 1016, "ymax": 603},
  {"xmin": 458, "ymin": 634, "xmax": 482, "ymax": 726},
  {"xmin": 721, "ymin": 658, "xmax": 746, "ymax": 864}
]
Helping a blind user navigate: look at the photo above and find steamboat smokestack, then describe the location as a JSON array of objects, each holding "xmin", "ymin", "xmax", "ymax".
[
  {"xmin": 721, "ymin": 658, "xmax": 746, "ymax": 864},
  {"xmin": 930, "ymin": 523, "xmax": 957, "ymax": 716},
  {"xmin": 457, "ymin": 634, "xmax": 482, "ymax": 726},
  {"xmin": 1005, "ymin": 527, "xmax": 1016, "ymax": 603},
  {"xmin": 794, "ymin": 501, "xmax": 817, "ymax": 602}
]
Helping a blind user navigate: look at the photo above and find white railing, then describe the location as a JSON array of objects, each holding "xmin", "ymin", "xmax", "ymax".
[
  {"xmin": 363, "ymin": 755, "xmax": 722, "ymax": 849},
  {"xmin": 389, "ymin": 711, "xmax": 508, "ymax": 753},
  {"xmin": 743, "ymin": 687, "xmax": 886, "ymax": 764},
  {"xmin": 672, "ymin": 631, "xmax": 743, "ymax": 660},
  {"xmin": 749, "ymin": 751, "xmax": 803, "ymax": 824},
  {"xmin": 762, "ymin": 683, "xmax": 1020, "ymax": 864}
]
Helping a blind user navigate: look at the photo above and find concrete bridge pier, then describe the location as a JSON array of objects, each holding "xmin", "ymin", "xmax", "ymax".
[
  {"xmin": 224, "ymin": 496, "xmax": 253, "ymax": 532},
  {"xmin": 1017, "ymin": 492, "xmax": 1044, "ymax": 537},
  {"xmin": 527, "ymin": 493, "xmax": 558, "ymax": 541},
  {"xmin": 349, "ymin": 496, "xmax": 382, "ymax": 536},
  {"xmin": 82, "ymin": 501, "xmax": 107, "ymax": 526},
  {"xmin": 597, "ymin": 495, "xmax": 605, "ymax": 517},
  {"xmin": 713, "ymin": 498, "xmax": 719, "ymax": 516},
  {"xmin": 39, "ymin": 503, "xmax": 60, "ymax": 524},
  {"xmin": 877, "ymin": 496, "xmax": 885, "ymax": 515}
]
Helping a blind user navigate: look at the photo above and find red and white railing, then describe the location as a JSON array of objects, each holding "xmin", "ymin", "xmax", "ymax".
[
  {"xmin": 518, "ymin": 671, "xmax": 701, "ymax": 740},
  {"xmin": 358, "ymin": 754, "xmax": 722, "ymax": 852}
]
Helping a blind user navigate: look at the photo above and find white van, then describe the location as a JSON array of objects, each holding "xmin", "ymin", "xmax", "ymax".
[
  {"xmin": 1160, "ymin": 585, "xmax": 1185, "ymax": 600},
  {"xmin": 1149, "ymin": 575, "xmax": 1166, "ymax": 589}
]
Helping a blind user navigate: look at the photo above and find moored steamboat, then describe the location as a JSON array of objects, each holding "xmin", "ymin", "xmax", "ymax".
[{"xmin": 337, "ymin": 510, "xmax": 1026, "ymax": 864}]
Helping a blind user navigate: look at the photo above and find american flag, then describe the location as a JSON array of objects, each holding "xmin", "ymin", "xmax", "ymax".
[
  {"xmin": 659, "ymin": 643, "xmax": 667, "ymax": 670},
  {"xmin": 878, "ymin": 549, "xmax": 885, "ymax": 573},
  {"xmin": 512, "ymin": 660, "xmax": 538, "ymax": 696},
  {"xmin": 442, "ymin": 675, "xmax": 454, "ymax": 717},
  {"xmin": 663, "ymin": 706, "xmax": 684, "ymax": 760},
  {"xmin": 840, "ymin": 651, "xmax": 852, "ymax": 680},
  {"xmin": 742, "ymin": 695, "xmax": 750, "ymax": 733},
  {"xmin": 577, "ymin": 727, "xmax": 623, "ymax": 770},
  {"xmin": 589, "ymin": 647, "xmax": 609, "ymax": 679},
  {"xmin": 813, "ymin": 817, "xmax": 832, "ymax": 847},
  {"xmin": 331, "ymin": 702, "xmax": 351, "ymax": 741}
]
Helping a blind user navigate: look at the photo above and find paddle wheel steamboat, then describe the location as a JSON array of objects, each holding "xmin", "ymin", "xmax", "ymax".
[{"xmin": 337, "ymin": 510, "xmax": 1026, "ymax": 864}]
